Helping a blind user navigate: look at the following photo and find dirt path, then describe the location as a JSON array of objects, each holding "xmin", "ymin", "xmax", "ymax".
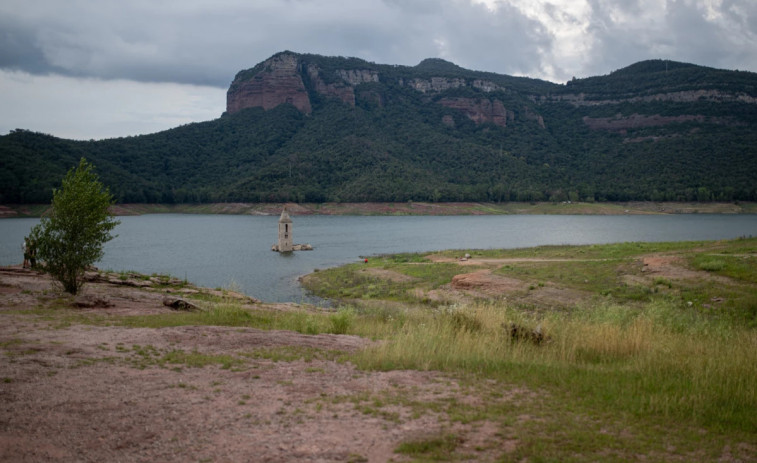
[
  {"xmin": 427, "ymin": 255, "xmax": 607, "ymax": 266},
  {"xmin": 0, "ymin": 267, "xmax": 513, "ymax": 462}
]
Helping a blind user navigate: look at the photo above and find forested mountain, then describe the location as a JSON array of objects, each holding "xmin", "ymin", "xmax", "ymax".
[{"xmin": 2, "ymin": 52, "xmax": 756, "ymax": 204}]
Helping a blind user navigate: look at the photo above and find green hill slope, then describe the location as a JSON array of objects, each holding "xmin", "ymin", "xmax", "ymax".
[{"xmin": 2, "ymin": 54, "xmax": 756, "ymax": 203}]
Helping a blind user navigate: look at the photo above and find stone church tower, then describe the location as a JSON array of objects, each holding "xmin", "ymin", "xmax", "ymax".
[{"xmin": 277, "ymin": 207, "xmax": 293, "ymax": 252}]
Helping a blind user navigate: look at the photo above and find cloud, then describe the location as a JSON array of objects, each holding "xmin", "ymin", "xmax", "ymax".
[
  {"xmin": 0, "ymin": 0, "xmax": 756, "ymax": 139},
  {"xmin": 581, "ymin": 0, "xmax": 757, "ymax": 76},
  {"xmin": 0, "ymin": 0, "xmax": 551, "ymax": 87},
  {"xmin": 0, "ymin": 70, "xmax": 225, "ymax": 140}
]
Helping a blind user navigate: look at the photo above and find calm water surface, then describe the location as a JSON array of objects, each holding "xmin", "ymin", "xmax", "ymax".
[{"xmin": 1, "ymin": 214, "xmax": 755, "ymax": 302}]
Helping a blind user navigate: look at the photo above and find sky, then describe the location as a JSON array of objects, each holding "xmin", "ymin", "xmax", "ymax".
[{"xmin": 1, "ymin": 0, "xmax": 756, "ymax": 140}]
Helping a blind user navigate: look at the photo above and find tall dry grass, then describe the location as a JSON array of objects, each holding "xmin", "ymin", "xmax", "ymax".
[{"xmin": 351, "ymin": 298, "xmax": 757, "ymax": 431}]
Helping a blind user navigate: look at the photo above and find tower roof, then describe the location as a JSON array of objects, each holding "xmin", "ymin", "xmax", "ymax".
[{"xmin": 278, "ymin": 208, "xmax": 292, "ymax": 223}]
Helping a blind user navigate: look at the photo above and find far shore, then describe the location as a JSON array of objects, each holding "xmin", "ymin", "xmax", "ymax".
[{"xmin": 2, "ymin": 200, "xmax": 756, "ymax": 218}]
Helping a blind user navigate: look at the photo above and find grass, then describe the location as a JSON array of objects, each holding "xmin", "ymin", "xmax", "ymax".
[
  {"xmin": 395, "ymin": 433, "xmax": 462, "ymax": 460},
  {"xmin": 340, "ymin": 298, "xmax": 757, "ymax": 460},
  {"xmin": 300, "ymin": 259, "xmax": 473, "ymax": 304},
  {"xmin": 301, "ymin": 238, "xmax": 757, "ymax": 437},
  {"xmin": 93, "ymin": 237, "xmax": 756, "ymax": 437},
  {"xmin": 5, "ymin": 237, "xmax": 756, "ymax": 461},
  {"xmin": 692, "ymin": 254, "xmax": 757, "ymax": 283}
]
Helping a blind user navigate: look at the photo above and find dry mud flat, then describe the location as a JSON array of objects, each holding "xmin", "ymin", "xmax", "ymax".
[{"xmin": 0, "ymin": 267, "xmax": 513, "ymax": 463}]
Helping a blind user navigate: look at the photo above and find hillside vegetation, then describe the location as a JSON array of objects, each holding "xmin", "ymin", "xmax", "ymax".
[{"xmin": 2, "ymin": 54, "xmax": 756, "ymax": 204}]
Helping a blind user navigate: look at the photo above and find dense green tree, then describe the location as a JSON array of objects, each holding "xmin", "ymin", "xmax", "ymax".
[{"xmin": 32, "ymin": 158, "xmax": 120, "ymax": 294}]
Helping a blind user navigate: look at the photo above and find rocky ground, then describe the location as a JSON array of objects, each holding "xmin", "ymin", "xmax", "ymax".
[{"xmin": 0, "ymin": 267, "xmax": 514, "ymax": 463}]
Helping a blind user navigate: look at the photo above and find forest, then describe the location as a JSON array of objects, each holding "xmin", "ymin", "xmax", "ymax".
[{"xmin": 1, "ymin": 56, "xmax": 756, "ymax": 204}]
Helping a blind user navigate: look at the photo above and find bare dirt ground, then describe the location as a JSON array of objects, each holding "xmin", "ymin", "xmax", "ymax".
[{"xmin": 0, "ymin": 267, "xmax": 519, "ymax": 463}]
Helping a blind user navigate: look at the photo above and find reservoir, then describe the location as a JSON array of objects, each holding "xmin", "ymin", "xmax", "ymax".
[{"xmin": 1, "ymin": 214, "xmax": 756, "ymax": 302}]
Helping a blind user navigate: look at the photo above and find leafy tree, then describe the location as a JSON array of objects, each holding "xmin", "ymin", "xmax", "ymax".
[{"xmin": 32, "ymin": 158, "xmax": 120, "ymax": 294}]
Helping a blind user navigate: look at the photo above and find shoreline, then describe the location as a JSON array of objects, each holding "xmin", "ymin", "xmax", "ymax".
[{"xmin": 2, "ymin": 200, "xmax": 756, "ymax": 218}]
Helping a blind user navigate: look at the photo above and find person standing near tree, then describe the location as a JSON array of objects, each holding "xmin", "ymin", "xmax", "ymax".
[
  {"xmin": 22, "ymin": 238, "xmax": 30, "ymax": 269},
  {"xmin": 28, "ymin": 239, "xmax": 37, "ymax": 269}
]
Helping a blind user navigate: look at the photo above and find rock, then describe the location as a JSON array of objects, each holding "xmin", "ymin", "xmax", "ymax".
[
  {"xmin": 162, "ymin": 297, "xmax": 202, "ymax": 312},
  {"xmin": 120, "ymin": 278, "xmax": 153, "ymax": 288},
  {"xmin": 73, "ymin": 295, "xmax": 114, "ymax": 308},
  {"xmin": 227, "ymin": 53, "xmax": 313, "ymax": 115},
  {"xmin": 582, "ymin": 113, "xmax": 708, "ymax": 131},
  {"xmin": 506, "ymin": 322, "xmax": 548, "ymax": 345},
  {"xmin": 437, "ymin": 97, "xmax": 515, "ymax": 127},
  {"xmin": 274, "ymin": 243, "xmax": 313, "ymax": 252},
  {"xmin": 406, "ymin": 76, "xmax": 467, "ymax": 93}
]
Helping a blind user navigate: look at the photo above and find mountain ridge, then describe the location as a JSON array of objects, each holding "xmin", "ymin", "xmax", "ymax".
[{"xmin": 2, "ymin": 51, "xmax": 756, "ymax": 204}]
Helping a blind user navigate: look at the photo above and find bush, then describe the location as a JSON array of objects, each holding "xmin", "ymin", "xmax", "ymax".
[
  {"xmin": 329, "ymin": 308, "xmax": 354, "ymax": 334},
  {"xmin": 697, "ymin": 259, "xmax": 726, "ymax": 272}
]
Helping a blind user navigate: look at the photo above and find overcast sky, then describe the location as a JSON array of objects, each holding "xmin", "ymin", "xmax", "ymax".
[{"xmin": 1, "ymin": 0, "xmax": 756, "ymax": 140}]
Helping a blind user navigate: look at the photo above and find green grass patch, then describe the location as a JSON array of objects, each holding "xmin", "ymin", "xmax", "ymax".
[
  {"xmin": 434, "ymin": 240, "xmax": 707, "ymax": 261},
  {"xmin": 395, "ymin": 433, "xmax": 462, "ymax": 460},
  {"xmin": 302, "ymin": 258, "xmax": 475, "ymax": 304},
  {"xmin": 691, "ymin": 254, "xmax": 757, "ymax": 283},
  {"xmin": 495, "ymin": 259, "xmax": 624, "ymax": 294},
  {"xmin": 112, "ymin": 301, "xmax": 379, "ymax": 337}
]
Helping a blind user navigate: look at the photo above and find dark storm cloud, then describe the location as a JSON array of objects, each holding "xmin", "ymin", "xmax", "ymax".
[
  {"xmin": 3, "ymin": 0, "xmax": 757, "ymax": 140},
  {"xmin": 3, "ymin": 0, "xmax": 756, "ymax": 88},
  {"xmin": 0, "ymin": 0, "xmax": 553, "ymax": 87},
  {"xmin": 583, "ymin": 0, "xmax": 757, "ymax": 77}
]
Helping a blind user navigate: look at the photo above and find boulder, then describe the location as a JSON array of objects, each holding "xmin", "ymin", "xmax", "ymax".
[
  {"xmin": 73, "ymin": 295, "xmax": 114, "ymax": 308},
  {"xmin": 162, "ymin": 297, "xmax": 202, "ymax": 312}
]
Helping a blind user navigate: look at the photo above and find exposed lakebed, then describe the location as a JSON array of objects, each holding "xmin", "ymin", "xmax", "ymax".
[{"xmin": 1, "ymin": 213, "xmax": 756, "ymax": 302}]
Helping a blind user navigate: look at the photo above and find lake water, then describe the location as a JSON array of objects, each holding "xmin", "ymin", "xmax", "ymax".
[{"xmin": 1, "ymin": 214, "xmax": 756, "ymax": 302}]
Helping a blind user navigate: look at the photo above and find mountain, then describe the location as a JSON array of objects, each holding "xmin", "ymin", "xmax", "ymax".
[{"xmin": 2, "ymin": 51, "xmax": 757, "ymax": 204}]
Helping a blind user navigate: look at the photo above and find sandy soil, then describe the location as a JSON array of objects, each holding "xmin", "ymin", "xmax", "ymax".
[{"xmin": 0, "ymin": 267, "xmax": 518, "ymax": 463}]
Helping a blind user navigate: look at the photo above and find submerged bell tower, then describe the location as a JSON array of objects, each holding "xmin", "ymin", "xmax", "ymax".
[
  {"xmin": 272, "ymin": 206, "xmax": 312, "ymax": 252},
  {"xmin": 277, "ymin": 207, "xmax": 293, "ymax": 252}
]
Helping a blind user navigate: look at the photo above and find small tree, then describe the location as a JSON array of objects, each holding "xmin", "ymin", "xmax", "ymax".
[{"xmin": 33, "ymin": 158, "xmax": 120, "ymax": 294}]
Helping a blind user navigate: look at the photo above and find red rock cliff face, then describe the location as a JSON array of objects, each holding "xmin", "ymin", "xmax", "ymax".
[
  {"xmin": 307, "ymin": 64, "xmax": 356, "ymax": 106},
  {"xmin": 227, "ymin": 54, "xmax": 383, "ymax": 114},
  {"xmin": 226, "ymin": 53, "xmax": 542, "ymax": 127},
  {"xmin": 438, "ymin": 97, "xmax": 514, "ymax": 127},
  {"xmin": 227, "ymin": 54, "xmax": 312, "ymax": 115}
]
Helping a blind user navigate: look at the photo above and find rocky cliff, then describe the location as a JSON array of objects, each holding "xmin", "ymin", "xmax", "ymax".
[
  {"xmin": 226, "ymin": 51, "xmax": 544, "ymax": 127},
  {"xmin": 5, "ymin": 53, "xmax": 757, "ymax": 204},
  {"xmin": 437, "ymin": 97, "xmax": 513, "ymax": 128},
  {"xmin": 227, "ymin": 52, "xmax": 757, "ymax": 134},
  {"xmin": 226, "ymin": 53, "xmax": 312, "ymax": 114}
]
